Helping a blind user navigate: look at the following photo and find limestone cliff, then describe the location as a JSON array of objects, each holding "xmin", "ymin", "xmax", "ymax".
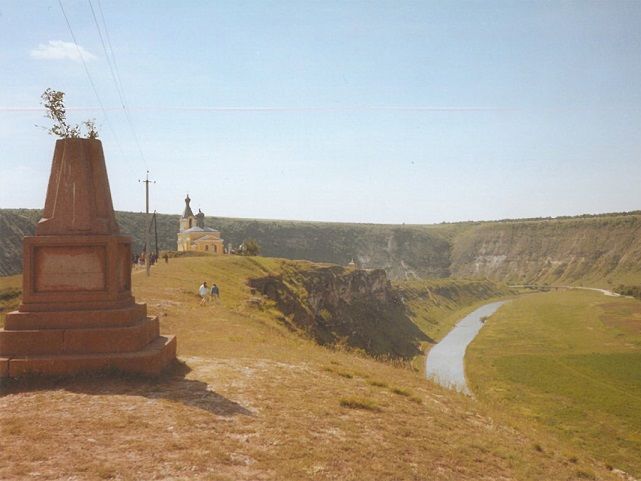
[
  {"xmin": 3, "ymin": 209, "xmax": 641, "ymax": 285},
  {"xmin": 450, "ymin": 215, "xmax": 641, "ymax": 284}
]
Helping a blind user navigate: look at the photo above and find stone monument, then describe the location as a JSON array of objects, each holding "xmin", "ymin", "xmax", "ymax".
[{"xmin": 0, "ymin": 139, "xmax": 176, "ymax": 378}]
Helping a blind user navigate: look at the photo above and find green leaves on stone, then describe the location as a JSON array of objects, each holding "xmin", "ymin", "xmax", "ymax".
[
  {"xmin": 40, "ymin": 88, "xmax": 99, "ymax": 139},
  {"xmin": 83, "ymin": 119, "xmax": 99, "ymax": 139}
]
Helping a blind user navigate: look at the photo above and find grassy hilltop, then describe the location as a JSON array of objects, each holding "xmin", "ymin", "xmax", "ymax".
[
  {"xmin": 0, "ymin": 256, "xmax": 621, "ymax": 480},
  {"xmin": 3, "ymin": 208, "xmax": 641, "ymax": 286}
]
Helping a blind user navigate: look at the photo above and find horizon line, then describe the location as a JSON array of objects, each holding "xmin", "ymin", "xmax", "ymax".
[{"xmin": 3, "ymin": 205, "xmax": 640, "ymax": 227}]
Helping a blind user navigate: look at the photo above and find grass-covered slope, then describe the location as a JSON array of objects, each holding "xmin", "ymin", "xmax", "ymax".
[
  {"xmin": 0, "ymin": 275, "xmax": 21, "ymax": 320},
  {"xmin": 0, "ymin": 256, "xmax": 620, "ymax": 480},
  {"xmin": 467, "ymin": 289, "xmax": 641, "ymax": 477},
  {"xmin": 396, "ymin": 278, "xmax": 514, "ymax": 345}
]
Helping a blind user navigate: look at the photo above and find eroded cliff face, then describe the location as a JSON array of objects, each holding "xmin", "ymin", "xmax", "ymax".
[
  {"xmin": 248, "ymin": 264, "xmax": 429, "ymax": 359},
  {"xmin": 303, "ymin": 267, "xmax": 391, "ymax": 308},
  {"xmin": 0, "ymin": 209, "xmax": 452, "ymax": 279},
  {"xmin": 0, "ymin": 210, "xmax": 39, "ymax": 276},
  {"xmin": 450, "ymin": 216, "xmax": 641, "ymax": 284},
  {"xmin": 351, "ymin": 227, "xmax": 451, "ymax": 280},
  {"xmin": 3, "ymin": 209, "xmax": 641, "ymax": 285}
]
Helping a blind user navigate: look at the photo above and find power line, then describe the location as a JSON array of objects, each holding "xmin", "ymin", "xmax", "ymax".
[
  {"xmin": 2, "ymin": 105, "xmax": 524, "ymax": 113},
  {"xmin": 57, "ymin": 0, "xmax": 124, "ymax": 155},
  {"xmin": 88, "ymin": 0, "xmax": 125, "ymax": 107},
  {"xmin": 89, "ymin": 0, "xmax": 148, "ymax": 169},
  {"xmin": 96, "ymin": 0, "xmax": 126, "ymax": 104}
]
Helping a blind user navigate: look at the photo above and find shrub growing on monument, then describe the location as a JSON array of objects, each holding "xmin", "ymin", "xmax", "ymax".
[{"xmin": 40, "ymin": 88, "xmax": 99, "ymax": 139}]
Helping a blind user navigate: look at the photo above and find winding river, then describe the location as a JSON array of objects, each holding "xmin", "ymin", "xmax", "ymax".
[{"xmin": 425, "ymin": 301, "xmax": 507, "ymax": 394}]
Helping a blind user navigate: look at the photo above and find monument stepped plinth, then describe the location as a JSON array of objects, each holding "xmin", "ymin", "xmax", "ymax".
[{"xmin": 0, "ymin": 138, "xmax": 176, "ymax": 378}]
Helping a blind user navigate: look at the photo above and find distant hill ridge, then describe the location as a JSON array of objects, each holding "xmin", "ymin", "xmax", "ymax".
[{"xmin": 2, "ymin": 208, "xmax": 641, "ymax": 284}]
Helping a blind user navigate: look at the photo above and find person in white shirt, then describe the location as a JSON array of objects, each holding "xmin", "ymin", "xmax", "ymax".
[{"xmin": 199, "ymin": 281, "xmax": 209, "ymax": 306}]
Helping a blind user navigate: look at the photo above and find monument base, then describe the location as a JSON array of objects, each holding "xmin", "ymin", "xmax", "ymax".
[
  {"xmin": 0, "ymin": 304, "xmax": 177, "ymax": 379},
  {"xmin": 0, "ymin": 335, "xmax": 176, "ymax": 379}
]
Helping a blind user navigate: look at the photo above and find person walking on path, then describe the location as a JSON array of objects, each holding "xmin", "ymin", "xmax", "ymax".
[
  {"xmin": 210, "ymin": 283, "xmax": 220, "ymax": 301},
  {"xmin": 199, "ymin": 281, "xmax": 209, "ymax": 306}
]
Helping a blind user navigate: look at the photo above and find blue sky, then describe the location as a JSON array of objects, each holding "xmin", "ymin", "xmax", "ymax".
[{"xmin": 1, "ymin": 1, "xmax": 641, "ymax": 224}]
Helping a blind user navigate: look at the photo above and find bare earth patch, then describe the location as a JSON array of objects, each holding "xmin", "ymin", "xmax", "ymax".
[{"xmin": 0, "ymin": 354, "xmax": 619, "ymax": 481}]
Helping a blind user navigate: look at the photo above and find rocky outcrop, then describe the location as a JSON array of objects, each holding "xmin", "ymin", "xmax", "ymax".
[{"xmin": 249, "ymin": 264, "xmax": 430, "ymax": 359}]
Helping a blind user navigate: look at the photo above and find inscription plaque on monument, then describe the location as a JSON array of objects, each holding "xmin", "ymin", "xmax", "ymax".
[{"xmin": 34, "ymin": 245, "xmax": 107, "ymax": 292}]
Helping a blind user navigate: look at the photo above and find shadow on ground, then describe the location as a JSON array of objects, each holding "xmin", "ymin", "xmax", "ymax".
[{"xmin": 0, "ymin": 360, "xmax": 253, "ymax": 417}]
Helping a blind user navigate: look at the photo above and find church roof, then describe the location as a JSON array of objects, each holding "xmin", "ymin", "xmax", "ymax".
[
  {"xmin": 194, "ymin": 234, "xmax": 223, "ymax": 242},
  {"xmin": 182, "ymin": 226, "xmax": 219, "ymax": 233},
  {"xmin": 182, "ymin": 194, "xmax": 194, "ymax": 218}
]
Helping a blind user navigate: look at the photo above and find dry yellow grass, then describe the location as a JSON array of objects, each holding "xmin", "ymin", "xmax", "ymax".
[
  {"xmin": 0, "ymin": 256, "xmax": 620, "ymax": 480},
  {"xmin": 0, "ymin": 273, "xmax": 21, "ymax": 328}
]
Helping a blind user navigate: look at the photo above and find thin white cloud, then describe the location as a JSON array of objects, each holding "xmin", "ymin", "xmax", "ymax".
[{"xmin": 30, "ymin": 40, "xmax": 97, "ymax": 62}]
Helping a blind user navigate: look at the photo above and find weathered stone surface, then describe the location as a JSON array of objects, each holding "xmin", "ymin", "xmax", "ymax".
[
  {"xmin": 5, "ymin": 304, "xmax": 147, "ymax": 330},
  {"xmin": 37, "ymin": 139, "xmax": 119, "ymax": 236},
  {"xmin": 0, "ymin": 318, "xmax": 162, "ymax": 357},
  {"xmin": 7, "ymin": 335, "xmax": 176, "ymax": 378},
  {"xmin": 0, "ymin": 329, "xmax": 65, "ymax": 356},
  {"xmin": 0, "ymin": 358, "xmax": 9, "ymax": 378},
  {"xmin": 61, "ymin": 317, "xmax": 160, "ymax": 354}
]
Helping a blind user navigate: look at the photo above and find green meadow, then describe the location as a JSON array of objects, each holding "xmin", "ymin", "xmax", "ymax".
[{"xmin": 467, "ymin": 290, "xmax": 641, "ymax": 477}]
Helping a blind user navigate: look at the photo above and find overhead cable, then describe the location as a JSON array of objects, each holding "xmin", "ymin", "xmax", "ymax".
[
  {"xmin": 57, "ymin": 0, "xmax": 124, "ymax": 155},
  {"xmin": 89, "ymin": 0, "xmax": 148, "ymax": 169}
]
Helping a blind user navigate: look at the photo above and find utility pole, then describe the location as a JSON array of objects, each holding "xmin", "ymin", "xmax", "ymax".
[
  {"xmin": 138, "ymin": 171, "xmax": 156, "ymax": 276},
  {"xmin": 139, "ymin": 170, "xmax": 155, "ymax": 214}
]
